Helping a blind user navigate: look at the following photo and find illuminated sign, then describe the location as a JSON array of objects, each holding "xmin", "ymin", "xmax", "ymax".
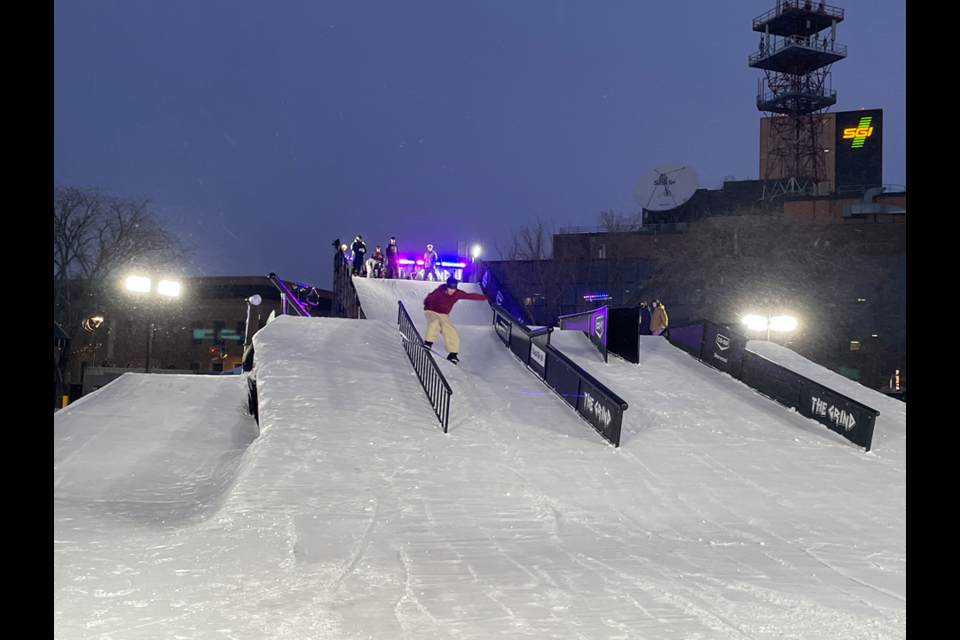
[
  {"xmin": 842, "ymin": 116, "xmax": 874, "ymax": 148},
  {"xmin": 834, "ymin": 109, "xmax": 883, "ymax": 188}
]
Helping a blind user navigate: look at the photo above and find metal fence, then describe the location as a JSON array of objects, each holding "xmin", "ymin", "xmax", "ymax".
[{"xmin": 398, "ymin": 301, "xmax": 453, "ymax": 433}]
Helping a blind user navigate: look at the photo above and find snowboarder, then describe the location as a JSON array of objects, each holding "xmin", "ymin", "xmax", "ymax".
[
  {"xmin": 351, "ymin": 236, "xmax": 367, "ymax": 276},
  {"xmin": 385, "ymin": 237, "xmax": 401, "ymax": 279},
  {"xmin": 366, "ymin": 246, "xmax": 385, "ymax": 279},
  {"xmin": 423, "ymin": 244, "xmax": 440, "ymax": 281},
  {"xmin": 423, "ymin": 277, "xmax": 487, "ymax": 364}
]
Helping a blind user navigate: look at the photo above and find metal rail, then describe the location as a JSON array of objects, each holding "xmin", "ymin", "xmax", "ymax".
[{"xmin": 398, "ymin": 301, "xmax": 453, "ymax": 433}]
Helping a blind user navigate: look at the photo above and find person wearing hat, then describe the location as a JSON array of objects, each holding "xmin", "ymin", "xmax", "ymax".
[
  {"xmin": 422, "ymin": 277, "xmax": 487, "ymax": 364},
  {"xmin": 650, "ymin": 299, "xmax": 669, "ymax": 336},
  {"xmin": 423, "ymin": 244, "xmax": 440, "ymax": 281}
]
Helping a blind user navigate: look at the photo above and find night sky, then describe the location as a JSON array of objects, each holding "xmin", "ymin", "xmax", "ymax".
[{"xmin": 54, "ymin": 1, "xmax": 906, "ymax": 289}]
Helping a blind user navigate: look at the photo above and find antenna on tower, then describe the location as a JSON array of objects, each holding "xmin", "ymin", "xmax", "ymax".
[{"xmin": 749, "ymin": 1, "xmax": 846, "ymax": 199}]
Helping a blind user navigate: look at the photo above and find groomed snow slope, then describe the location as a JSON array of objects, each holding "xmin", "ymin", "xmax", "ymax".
[{"xmin": 54, "ymin": 282, "xmax": 906, "ymax": 638}]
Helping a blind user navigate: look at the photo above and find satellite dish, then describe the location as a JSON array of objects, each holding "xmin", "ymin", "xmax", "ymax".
[{"xmin": 633, "ymin": 163, "xmax": 699, "ymax": 211}]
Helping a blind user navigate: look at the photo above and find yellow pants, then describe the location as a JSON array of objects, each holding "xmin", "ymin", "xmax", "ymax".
[{"xmin": 424, "ymin": 310, "xmax": 460, "ymax": 353}]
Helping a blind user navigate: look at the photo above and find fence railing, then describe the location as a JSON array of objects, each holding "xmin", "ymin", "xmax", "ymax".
[
  {"xmin": 268, "ymin": 273, "xmax": 312, "ymax": 317},
  {"xmin": 667, "ymin": 319, "xmax": 879, "ymax": 451},
  {"xmin": 333, "ymin": 250, "xmax": 365, "ymax": 319},
  {"xmin": 398, "ymin": 301, "xmax": 453, "ymax": 433},
  {"xmin": 492, "ymin": 303, "xmax": 628, "ymax": 447}
]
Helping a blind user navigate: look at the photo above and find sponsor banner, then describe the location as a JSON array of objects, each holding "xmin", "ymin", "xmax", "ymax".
[
  {"xmin": 591, "ymin": 308, "xmax": 607, "ymax": 346},
  {"xmin": 577, "ymin": 379, "xmax": 622, "ymax": 447},
  {"xmin": 558, "ymin": 306, "xmax": 608, "ymax": 361},
  {"xmin": 494, "ymin": 313, "xmax": 512, "ymax": 346},
  {"xmin": 798, "ymin": 382, "xmax": 877, "ymax": 451},
  {"xmin": 740, "ymin": 351, "xmax": 803, "ymax": 408},
  {"xmin": 544, "ymin": 349, "xmax": 582, "ymax": 410},
  {"xmin": 701, "ymin": 323, "xmax": 747, "ymax": 378},
  {"xmin": 529, "ymin": 342, "xmax": 547, "ymax": 379},
  {"xmin": 479, "ymin": 265, "xmax": 528, "ymax": 325},
  {"xmin": 666, "ymin": 322, "xmax": 706, "ymax": 359}
]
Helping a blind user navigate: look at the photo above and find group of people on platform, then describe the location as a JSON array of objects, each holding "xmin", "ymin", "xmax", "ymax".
[{"xmin": 341, "ymin": 236, "xmax": 446, "ymax": 281}]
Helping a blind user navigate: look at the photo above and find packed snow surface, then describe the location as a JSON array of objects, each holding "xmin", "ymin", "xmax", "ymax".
[{"xmin": 55, "ymin": 279, "xmax": 905, "ymax": 639}]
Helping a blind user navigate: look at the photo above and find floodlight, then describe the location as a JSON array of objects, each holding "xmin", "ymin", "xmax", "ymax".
[
  {"xmin": 157, "ymin": 280, "xmax": 181, "ymax": 297},
  {"xmin": 741, "ymin": 314, "xmax": 768, "ymax": 331},
  {"xmin": 770, "ymin": 316, "xmax": 797, "ymax": 332},
  {"xmin": 125, "ymin": 275, "xmax": 151, "ymax": 293},
  {"xmin": 472, "ymin": 245, "xmax": 482, "ymax": 259},
  {"xmin": 247, "ymin": 294, "xmax": 263, "ymax": 306}
]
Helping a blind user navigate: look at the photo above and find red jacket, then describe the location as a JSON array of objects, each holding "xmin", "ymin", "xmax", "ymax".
[{"xmin": 423, "ymin": 286, "xmax": 487, "ymax": 315}]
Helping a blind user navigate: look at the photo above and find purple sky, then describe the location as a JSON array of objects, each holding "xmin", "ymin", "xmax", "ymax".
[{"xmin": 54, "ymin": 1, "xmax": 906, "ymax": 288}]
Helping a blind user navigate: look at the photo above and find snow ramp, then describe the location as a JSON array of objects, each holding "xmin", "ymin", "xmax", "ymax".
[{"xmin": 55, "ymin": 310, "xmax": 905, "ymax": 639}]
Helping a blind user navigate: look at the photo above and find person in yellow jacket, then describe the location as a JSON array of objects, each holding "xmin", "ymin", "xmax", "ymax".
[{"xmin": 650, "ymin": 299, "xmax": 669, "ymax": 336}]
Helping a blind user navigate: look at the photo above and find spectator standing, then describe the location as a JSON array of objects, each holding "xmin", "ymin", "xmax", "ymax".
[
  {"xmin": 650, "ymin": 299, "xmax": 669, "ymax": 336},
  {"xmin": 351, "ymin": 236, "xmax": 367, "ymax": 276},
  {"xmin": 638, "ymin": 301, "xmax": 652, "ymax": 336},
  {"xmin": 423, "ymin": 244, "xmax": 440, "ymax": 281},
  {"xmin": 385, "ymin": 237, "xmax": 401, "ymax": 279}
]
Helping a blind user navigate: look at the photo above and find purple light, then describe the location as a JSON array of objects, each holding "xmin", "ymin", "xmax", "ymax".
[
  {"xmin": 583, "ymin": 293, "xmax": 612, "ymax": 301},
  {"xmin": 439, "ymin": 261, "xmax": 467, "ymax": 268}
]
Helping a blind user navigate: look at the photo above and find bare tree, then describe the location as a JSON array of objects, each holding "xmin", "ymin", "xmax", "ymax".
[
  {"xmin": 493, "ymin": 216, "xmax": 579, "ymax": 324},
  {"xmin": 54, "ymin": 186, "xmax": 188, "ymax": 403}
]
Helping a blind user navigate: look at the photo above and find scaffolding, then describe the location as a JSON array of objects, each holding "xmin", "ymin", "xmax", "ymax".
[{"xmin": 750, "ymin": 0, "xmax": 845, "ymax": 198}]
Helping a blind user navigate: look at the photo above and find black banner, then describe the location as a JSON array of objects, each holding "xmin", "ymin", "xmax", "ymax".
[
  {"xmin": 741, "ymin": 351, "xmax": 803, "ymax": 408},
  {"xmin": 701, "ymin": 323, "xmax": 747, "ymax": 379},
  {"xmin": 608, "ymin": 308, "xmax": 641, "ymax": 364},
  {"xmin": 666, "ymin": 321, "xmax": 706, "ymax": 359},
  {"xmin": 577, "ymin": 377, "xmax": 624, "ymax": 446},
  {"xmin": 494, "ymin": 312, "xmax": 512, "ymax": 347},
  {"xmin": 479, "ymin": 264, "xmax": 530, "ymax": 326},
  {"xmin": 491, "ymin": 303, "xmax": 628, "ymax": 447},
  {"xmin": 665, "ymin": 319, "xmax": 879, "ymax": 451},
  {"xmin": 798, "ymin": 381, "xmax": 877, "ymax": 451}
]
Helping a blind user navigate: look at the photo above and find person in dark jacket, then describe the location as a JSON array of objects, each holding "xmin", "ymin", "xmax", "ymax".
[
  {"xmin": 638, "ymin": 301, "xmax": 652, "ymax": 336},
  {"xmin": 351, "ymin": 235, "xmax": 367, "ymax": 276},
  {"xmin": 423, "ymin": 277, "xmax": 487, "ymax": 364},
  {"xmin": 384, "ymin": 237, "xmax": 401, "ymax": 279}
]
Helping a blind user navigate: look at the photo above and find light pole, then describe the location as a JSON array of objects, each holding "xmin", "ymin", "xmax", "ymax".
[
  {"xmin": 124, "ymin": 275, "xmax": 182, "ymax": 372},
  {"xmin": 741, "ymin": 313, "xmax": 798, "ymax": 342}
]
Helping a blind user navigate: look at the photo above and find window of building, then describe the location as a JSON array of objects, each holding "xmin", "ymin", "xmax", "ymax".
[
  {"xmin": 213, "ymin": 321, "xmax": 226, "ymax": 346},
  {"xmin": 191, "ymin": 322, "xmax": 204, "ymax": 345}
]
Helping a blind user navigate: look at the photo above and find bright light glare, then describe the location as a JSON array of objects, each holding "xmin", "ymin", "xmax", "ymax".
[
  {"xmin": 741, "ymin": 314, "xmax": 768, "ymax": 331},
  {"xmin": 125, "ymin": 276, "xmax": 151, "ymax": 293},
  {"xmin": 157, "ymin": 280, "xmax": 181, "ymax": 297},
  {"xmin": 770, "ymin": 316, "xmax": 797, "ymax": 332},
  {"xmin": 472, "ymin": 245, "xmax": 482, "ymax": 259}
]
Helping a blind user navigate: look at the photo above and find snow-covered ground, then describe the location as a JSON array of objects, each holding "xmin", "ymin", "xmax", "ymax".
[{"xmin": 55, "ymin": 279, "xmax": 906, "ymax": 639}]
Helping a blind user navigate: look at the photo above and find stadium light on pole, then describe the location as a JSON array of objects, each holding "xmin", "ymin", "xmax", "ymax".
[
  {"xmin": 741, "ymin": 313, "xmax": 797, "ymax": 341},
  {"xmin": 123, "ymin": 273, "xmax": 183, "ymax": 372}
]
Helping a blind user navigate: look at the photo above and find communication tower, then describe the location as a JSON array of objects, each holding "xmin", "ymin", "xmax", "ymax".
[{"xmin": 750, "ymin": 1, "xmax": 846, "ymax": 198}]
